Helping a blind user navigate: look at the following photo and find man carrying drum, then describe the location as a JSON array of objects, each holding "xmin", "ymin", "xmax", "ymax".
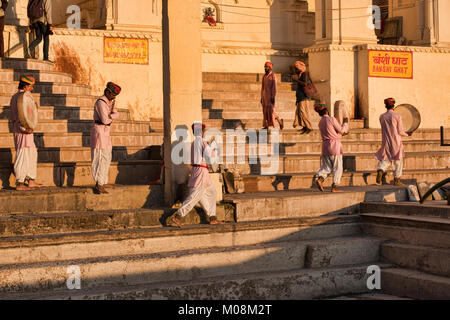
[
  {"xmin": 9, "ymin": 76, "xmax": 42, "ymax": 190},
  {"xmin": 90, "ymin": 82, "xmax": 121, "ymax": 194}
]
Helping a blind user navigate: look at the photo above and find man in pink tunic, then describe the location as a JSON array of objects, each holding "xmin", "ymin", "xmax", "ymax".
[
  {"xmin": 90, "ymin": 82, "xmax": 121, "ymax": 194},
  {"xmin": 9, "ymin": 76, "xmax": 42, "ymax": 190},
  {"xmin": 261, "ymin": 61, "xmax": 284, "ymax": 130},
  {"xmin": 314, "ymin": 104, "xmax": 349, "ymax": 193},
  {"xmin": 171, "ymin": 123, "xmax": 223, "ymax": 228},
  {"xmin": 375, "ymin": 98, "xmax": 411, "ymax": 186}
]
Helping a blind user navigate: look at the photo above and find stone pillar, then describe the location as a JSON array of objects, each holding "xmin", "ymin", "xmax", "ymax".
[
  {"xmin": 314, "ymin": 0, "xmax": 378, "ymax": 46},
  {"xmin": 162, "ymin": 0, "xmax": 203, "ymax": 206},
  {"xmin": 304, "ymin": 0, "xmax": 378, "ymax": 119},
  {"xmin": 4, "ymin": 0, "xmax": 29, "ymax": 26}
]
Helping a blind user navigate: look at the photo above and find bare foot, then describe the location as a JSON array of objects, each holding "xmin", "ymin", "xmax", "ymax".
[
  {"xmin": 171, "ymin": 215, "xmax": 183, "ymax": 228},
  {"xmin": 331, "ymin": 188, "xmax": 343, "ymax": 193},
  {"xmin": 27, "ymin": 181, "xmax": 42, "ymax": 188},
  {"xmin": 316, "ymin": 178, "xmax": 324, "ymax": 192},
  {"xmin": 16, "ymin": 184, "xmax": 33, "ymax": 191},
  {"xmin": 209, "ymin": 220, "xmax": 224, "ymax": 225}
]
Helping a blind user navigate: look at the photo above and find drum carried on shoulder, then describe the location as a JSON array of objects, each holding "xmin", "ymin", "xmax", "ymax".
[
  {"xmin": 394, "ymin": 104, "xmax": 421, "ymax": 134},
  {"xmin": 17, "ymin": 91, "xmax": 38, "ymax": 130}
]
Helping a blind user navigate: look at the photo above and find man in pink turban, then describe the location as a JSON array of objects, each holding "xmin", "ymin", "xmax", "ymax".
[{"xmin": 260, "ymin": 61, "xmax": 284, "ymax": 130}]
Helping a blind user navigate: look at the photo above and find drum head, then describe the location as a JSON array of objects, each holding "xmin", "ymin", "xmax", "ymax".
[
  {"xmin": 17, "ymin": 91, "xmax": 38, "ymax": 130},
  {"xmin": 394, "ymin": 104, "xmax": 421, "ymax": 133}
]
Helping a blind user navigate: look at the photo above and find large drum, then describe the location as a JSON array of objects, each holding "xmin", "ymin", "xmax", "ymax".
[
  {"xmin": 17, "ymin": 91, "xmax": 38, "ymax": 130},
  {"xmin": 394, "ymin": 104, "xmax": 421, "ymax": 134}
]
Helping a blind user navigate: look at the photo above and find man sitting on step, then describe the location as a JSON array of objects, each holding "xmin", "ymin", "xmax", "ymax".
[
  {"xmin": 314, "ymin": 104, "xmax": 348, "ymax": 193},
  {"xmin": 171, "ymin": 123, "xmax": 223, "ymax": 228},
  {"xmin": 90, "ymin": 82, "xmax": 121, "ymax": 194},
  {"xmin": 374, "ymin": 98, "xmax": 412, "ymax": 186},
  {"xmin": 9, "ymin": 76, "xmax": 42, "ymax": 190}
]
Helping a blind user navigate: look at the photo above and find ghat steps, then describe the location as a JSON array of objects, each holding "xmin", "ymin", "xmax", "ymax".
[{"xmin": 0, "ymin": 61, "xmax": 448, "ymax": 299}]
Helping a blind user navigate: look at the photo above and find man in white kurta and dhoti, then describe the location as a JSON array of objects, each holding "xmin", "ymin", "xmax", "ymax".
[
  {"xmin": 314, "ymin": 104, "xmax": 349, "ymax": 193},
  {"xmin": 90, "ymin": 82, "xmax": 121, "ymax": 194},
  {"xmin": 9, "ymin": 76, "xmax": 42, "ymax": 191},
  {"xmin": 171, "ymin": 123, "xmax": 223, "ymax": 228},
  {"xmin": 375, "ymin": 98, "xmax": 411, "ymax": 186}
]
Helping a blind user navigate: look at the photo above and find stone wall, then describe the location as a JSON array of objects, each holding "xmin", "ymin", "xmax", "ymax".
[{"xmin": 357, "ymin": 44, "xmax": 450, "ymax": 129}]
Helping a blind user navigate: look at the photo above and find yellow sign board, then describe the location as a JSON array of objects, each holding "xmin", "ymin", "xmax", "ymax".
[
  {"xmin": 104, "ymin": 37, "xmax": 149, "ymax": 65},
  {"xmin": 368, "ymin": 50, "xmax": 413, "ymax": 79}
]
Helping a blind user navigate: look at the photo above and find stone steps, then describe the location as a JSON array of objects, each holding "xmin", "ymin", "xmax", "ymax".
[
  {"xmin": 224, "ymin": 186, "xmax": 408, "ymax": 222},
  {"xmin": 0, "ymin": 263, "xmax": 388, "ymax": 300},
  {"xmin": 381, "ymin": 268, "xmax": 450, "ymax": 299},
  {"xmin": 0, "ymin": 81, "xmax": 91, "ymax": 96},
  {"xmin": 0, "ymin": 119, "xmax": 150, "ymax": 134},
  {"xmin": 0, "ymin": 236, "xmax": 383, "ymax": 295},
  {"xmin": 0, "ymin": 93, "xmax": 98, "ymax": 108},
  {"xmin": 202, "ymin": 91, "xmax": 295, "ymax": 101},
  {"xmin": 381, "ymin": 242, "xmax": 450, "ymax": 277},
  {"xmin": 361, "ymin": 213, "xmax": 450, "ymax": 248},
  {"xmin": 0, "ymin": 69, "xmax": 73, "ymax": 83},
  {"xmin": 203, "ymin": 72, "xmax": 285, "ymax": 83},
  {"xmin": 0, "ymin": 132, "xmax": 163, "ymax": 148},
  {"xmin": 242, "ymin": 169, "xmax": 450, "ymax": 192},
  {"xmin": 0, "ymin": 105, "xmax": 131, "ymax": 121},
  {"xmin": 0, "ymin": 185, "xmax": 163, "ymax": 214},
  {"xmin": 0, "ymin": 209, "xmax": 384, "ymax": 298},
  {"xmin": 202, "ymin": 98, "xmax": 299, "ymax": 112},
  {"xmin": 361, "ymin": 202, "xmax": 450, "ymax": 219},
  {"xmin": 218, "ymin": 139, "xmax": 443, "ymax": 155},
  {"xmin": 203, "ymin": 81, "xmax": 294, "ymax": 92},
  {"xmin": 270, "ymin": 128, "xmax": 443, "ymax": 143},
  {"xmin": 0, "ymin": 58, "xmax": 55, "ymax": 71},
  {"xmin": 0, "ymin": 160, "xmax": 162, "ymax": 187},
  {"xmin": 224, "ymin": 151, "xmax": 450, "ymax": 174},
  {"xmin": 0, "ymin": 146, "xmax": 159, "ymax": 163}
]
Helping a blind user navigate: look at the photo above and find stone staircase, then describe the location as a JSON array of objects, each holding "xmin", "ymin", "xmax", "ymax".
[
  {"xmin": 361, "ymin": 201, "xmax": 450, "ymax": 299},
  {"xmin": 0, "ymin": 67, "xmax": 448, "ymax": 299},
  {"xmin": 0, "ymin": 58, "xmax": 163, "ymax": 188}
]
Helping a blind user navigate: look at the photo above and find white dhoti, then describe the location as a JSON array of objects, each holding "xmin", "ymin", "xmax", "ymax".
[
  {"xmin": 377, "ymin": 159, "xmax": 403, "ymax": 178},
  {"xmin": 91, "ymin": 148, "xmax": 112, "ymax": 185},
  {"xmin": 14, "ymin": 147, "xmax": 38, "ymax": 183},
  {"xmin": 316, "ymin": 155, "xmax": 343, "ymax": 185},
  {"xmin": 176, "ymin": 184, "xmax": 217, "ymax": 218}
]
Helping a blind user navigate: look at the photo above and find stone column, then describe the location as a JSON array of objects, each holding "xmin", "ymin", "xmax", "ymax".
[
  {"xmin": 304, "ymin": 0, "xmax": 378, "ymax": 119},
  {"xmin": 162, "ymin": 0, "xmax": 203, "ymax": 205},
  {"xmin": 4, "ymin": 0, "xmax": 29, "ymax": 26}
]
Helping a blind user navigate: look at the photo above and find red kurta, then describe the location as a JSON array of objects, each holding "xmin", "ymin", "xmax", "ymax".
[{"xmin": 261, "ymin": 71, "xmax": 278, "ymax": 128}]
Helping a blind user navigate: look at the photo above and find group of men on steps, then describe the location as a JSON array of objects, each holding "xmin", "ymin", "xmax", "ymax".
[{"xmin": 7, "ymin": 62, "xmax": 410, "ymax": 228}]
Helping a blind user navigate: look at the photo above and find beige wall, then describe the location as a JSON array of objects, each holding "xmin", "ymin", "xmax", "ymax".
[
  {"xmin": 48, "ymin": 29, "xmax": 162, "ymax": 121},
  {"xmin": 306, "ymin": 45, "xmax": 357, "ymax": 119},
  {"xmin": 314, "ymin": 0, "xmax": 378, "ymax": 45},
  {"xmin": 357, "ymin": 44, "xmax": 450, "ymax": 129}
]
